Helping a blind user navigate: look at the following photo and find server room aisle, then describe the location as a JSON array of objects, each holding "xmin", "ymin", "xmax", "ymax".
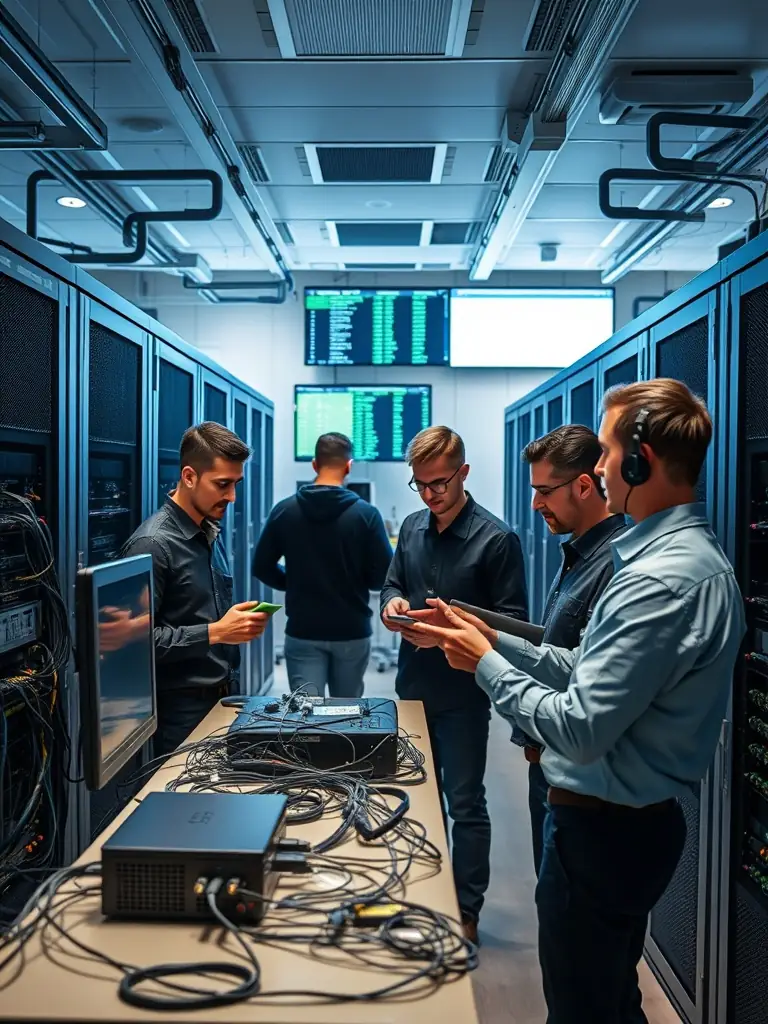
[{"xmin": 271, "ymin": 662, "xmax": 680, "ymax": 1023}]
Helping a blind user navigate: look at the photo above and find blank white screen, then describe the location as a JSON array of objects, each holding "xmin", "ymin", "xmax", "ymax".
[{"xmin": 449, "ymin": 288, "xmax": 614, "ymax": 368}]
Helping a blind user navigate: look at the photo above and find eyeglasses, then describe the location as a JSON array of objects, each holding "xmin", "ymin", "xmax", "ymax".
[
  {"xmin": 532, "ymin": 475, "xmax": 580, "ymax": 498},
  {"xmin": 409, "ymin": 464, "xmax": 462, "ymax": 495}
]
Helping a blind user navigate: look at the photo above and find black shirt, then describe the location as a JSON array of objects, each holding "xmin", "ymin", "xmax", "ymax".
[
  {"xmin": 380, "ymin": 494, "xmax": 528, "ymax": 714},
  {"xmin": 511, "ymin": 513, "xmax": 627, "ymax": 746},
  {"xmin": 121, "ymin": 497, "xmax": 238, "ymax": 693}
]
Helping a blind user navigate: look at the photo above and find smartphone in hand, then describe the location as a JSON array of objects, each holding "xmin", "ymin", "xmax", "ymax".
[
  {"xmin": 387, "ymin": 614, "xmax": 415, "ymax": 626},
  {"xmin": 250, "ymin": 601, "xmax": 282, "ymax": 615}
]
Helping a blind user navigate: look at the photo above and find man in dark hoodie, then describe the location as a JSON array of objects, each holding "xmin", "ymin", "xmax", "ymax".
[{"xmin": 253, "ymin": 433, "xmax": 393, "ymax": 697}]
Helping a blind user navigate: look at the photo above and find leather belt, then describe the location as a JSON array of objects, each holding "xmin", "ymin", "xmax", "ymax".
[{"xmin": 547, "ymin": 786, "xmax": 674, "ymax": 813}]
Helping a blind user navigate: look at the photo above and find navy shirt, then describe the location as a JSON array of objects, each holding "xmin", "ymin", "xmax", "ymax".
[
  {"xmin": 511, "ymin": 513, "xmax": 627, "ymax": 747},
  {"xmin": 380, "ymin": 494, "xmax": 528, "ymax": 714},
  {"xmin": 122, "ymin": 498, "xmax": 238, "ymax": 693}
]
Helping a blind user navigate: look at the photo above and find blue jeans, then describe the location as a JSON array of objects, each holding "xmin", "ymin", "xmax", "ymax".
[
  {"xmin": 536, "ymin": 799, "xmax": 686, "ymax": 1024},
  {"xmin": 427, "ymin": 706, "xmax": 491, "ymax": 923},
  {"xmin": 284, "ymin": 636, "xmax": 370, "ymax": 698}
]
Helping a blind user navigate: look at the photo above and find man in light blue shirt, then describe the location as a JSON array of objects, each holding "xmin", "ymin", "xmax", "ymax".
[{"xmin": 410, "ymin": 379, "xmax": 745, "ymax": 1024}]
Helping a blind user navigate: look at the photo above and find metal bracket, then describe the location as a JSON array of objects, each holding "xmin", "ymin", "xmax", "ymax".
[
  {"xmin": 183, "ymin": 278, "xmax": 291, "ymax": 304},
  {"xmin": 599, "ymin": 167, "xmax": 707, "ymax": 223},
  {"xmin": 26, "ymin": 169, "xmax": 222, "ymax": 265},
  {"xmin": 646, "ymin": 111, "xmax": 757, "ymax": 175},
  {"xmin": 0, "ymin": 7, "xmax": 107, "ymax": 150}
]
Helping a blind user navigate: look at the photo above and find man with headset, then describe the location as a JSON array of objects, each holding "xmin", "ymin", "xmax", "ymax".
[{"xmin": 410, "ymin": 379, "xmax": 745, "ymax": 1024}]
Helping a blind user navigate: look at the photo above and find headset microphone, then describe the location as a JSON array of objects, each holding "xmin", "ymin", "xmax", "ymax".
[{"xmin": 621, "ymin": 408, "xmax": 651, "ymax": 487}]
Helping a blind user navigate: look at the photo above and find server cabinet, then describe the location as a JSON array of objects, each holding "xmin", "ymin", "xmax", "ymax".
[
  {"xmin": 719, "ymin": 260, "xmax": 768, "ymax": 1024},
  {"xmin": 262, "ymin": 411, "xmax": 275, "ymax": 691},
  {"xmin": 78, "ymin": 297, "xmax": 150, "ymax": 842},
  {"xmin": 542, "ymin": 386, "xmax": 567, "ymax": 611},
  {"xmin": 567, "ymin": 364, "xmax": 598, "ymax": 432},
  {"xmin": 598, "ymin": 336, "xmax": 643, "ymax": 394},
  {"xmin": 200, "ymin": 368, "xmax": 234, "ymax": 568},
  {"xmin": 154, "ymin": 341, "xmax": 198, "ymax": 508},
  {"xmin": 0, "ymin": 251, "xmax": 76, "ymax": 873},
  {"xmin": 504, "ymin": 416, "xmax": 516, "ymax": 527},
  {"xmin": 529, "ymin": 400, "xmax": 547, "ymax": 622},
  {"xmin": 250, "ymin": 404, "xmax": 265, "ymax": 694}
]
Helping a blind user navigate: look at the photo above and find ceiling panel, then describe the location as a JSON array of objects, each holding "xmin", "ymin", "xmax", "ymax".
[
  {"xmin": 613, "ymin": 0, "xmax": 768, "ymax": 60},
  {"xmin": 264, "ymin": 183, "xmax": 489, "ymax": 220}
]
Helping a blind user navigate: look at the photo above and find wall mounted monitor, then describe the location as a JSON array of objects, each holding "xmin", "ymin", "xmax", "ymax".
[
  {"xmin": 449, "ymin": 287, "xmax": 615, "ymax": 368},
  {"xmin": 305, "ymin": 288, "xmax": 450, "ymax": 366},
  {"xmin": 294, "ymin": 385, "xmax": 432, "ymax": 463},
  {"xmin": 76, "ymin": 554, "xmax": 157, "ymax": 791}
]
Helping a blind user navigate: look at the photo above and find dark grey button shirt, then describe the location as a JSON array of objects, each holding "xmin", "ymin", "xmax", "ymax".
[
  {"xmin": 380, "ymin": 494, "xmax": 528, "ymax": 714},
  {"xmin": 122, "ymin": 497, "xmax": 238, "ymax": 692},
  {"xmin": 511, "ymin": 514, "xmax": 627, "ymax": 747}
]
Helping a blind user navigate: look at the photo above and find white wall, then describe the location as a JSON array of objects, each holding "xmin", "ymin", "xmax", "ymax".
[{"xmin": 99, "ymin": 269, "xmax": 694, "ymax": 524}]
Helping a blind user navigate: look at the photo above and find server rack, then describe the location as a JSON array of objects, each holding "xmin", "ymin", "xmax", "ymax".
[{"xmin": 0, "ymin": 216, "xmax": 274, "ymax": 867}]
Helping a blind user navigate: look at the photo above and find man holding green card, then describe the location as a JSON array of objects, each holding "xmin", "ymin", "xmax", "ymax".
[{"xmin": 123, "ymin": 421, "xmax": 269, "ymax": 758}]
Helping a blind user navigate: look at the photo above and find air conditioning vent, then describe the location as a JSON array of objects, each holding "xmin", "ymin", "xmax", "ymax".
[
  {"xmin": 275, "ymin": 222, "xmax": 295, "ymax": 245},
  {"xmin": 431, "ymin": 222, "xmax": 482, "ymax": 245},
  {"xmin": 237, "ymin": 144, "xmax": 271, "ymax": 184},
  {"xmin": 420, "ymin": 262, "xmax": 453, "ymax": 269},
  {"xmin": 313, "ymin": 146, "xmax": 436, "ymax": 183},
  {"xmin": 165, "ymin": 0, "xmax": 218, "ymax": 54},
  {"xmin": 335, "ymin": 222, "xmax": 423, "ymax": 246},
  {"xmin": 343, "ymin": 263, "xmax": 418, "ymax": 270},
  {"xmin": 464, "ymin": 0, "xmax": 487, "ymax": 47},
  {"xmin": 523, "ymin": 0, "xmax": 579, "ymax": 52},
  {"xmin": 599, "ymin": 70, "xmax": 754, "ymax": 126},
  {"xmin": 484, "ymin": 143, "xmax": 516, "ymax": 183},
  {"xmin": 279, "ymin": 0, "xmax": 456, "ymax": 56}
]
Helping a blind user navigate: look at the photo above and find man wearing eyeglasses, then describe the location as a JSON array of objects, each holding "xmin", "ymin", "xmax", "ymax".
[
  {"xmin": 380, "ymin": 425, "xmax": 528, "ymax": 945},
  {"xmin": 518, "ymin": 425, "xmax": 626, "ymax": 876}
]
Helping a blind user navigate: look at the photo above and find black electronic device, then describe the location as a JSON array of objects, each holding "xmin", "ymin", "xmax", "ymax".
[
  {"xmin": 101, "ymin": 791, "xmax": 288, "ymax": 924},
  {"xmin": 76, "ymin": 554, "xmax": 157, "ymax": 791},
  {"xmin": 305, "ymin": 288, "xmax": 450, "ymax": 367},
  {"xmin": 294, "ymin": 385, "xmax": 431, "ymax": 463},
  {"xmin": 450, "ymin": 600, "xmax": 545, "ymax": 645},
  {"xmin": 226, "ymin": 696, "xmax": 399, "ymax": 777},
  {"xmin": 621, "ymin": 407, "xmax": 651, "ymax": 487}
]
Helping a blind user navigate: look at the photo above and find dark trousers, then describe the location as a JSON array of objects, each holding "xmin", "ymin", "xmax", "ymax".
[
  {"xmin": 536, "ymin": 799, "xmax": 687, "ymax": 1024},
  {"xmin": 154, "ymin": 687, "xmax": 226, "ymax": 760},
  {"xmin": 528, "ymin": 759, "xmax": 549, "ymax": 878},
  {"xmin": 427, "ymin": 706, "xmax": 491, "ymax": 922}
]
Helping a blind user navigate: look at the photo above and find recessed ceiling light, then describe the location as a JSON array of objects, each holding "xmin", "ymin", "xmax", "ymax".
[
  {"xmin": 366, "ymin": 199, "xmax": 392, "ymax": 209},
  {"xmin": 56, "ymin": 196, "xmax": 87, "ymax": 209},
  {"xmin": 118, "ymin": 115, "xmax": 167, "ymax": 135},
  {"xmin": 707, "ymin": 196, "xmax": 734, "ymax": 209}
]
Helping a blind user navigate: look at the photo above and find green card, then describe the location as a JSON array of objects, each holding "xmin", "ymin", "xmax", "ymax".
[{"xmin": 251, "ymin": 601, "xmax": 282, "ymax": 615}]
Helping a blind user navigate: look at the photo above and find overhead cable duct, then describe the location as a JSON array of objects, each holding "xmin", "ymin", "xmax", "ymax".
[
  {"xmin": 602, "ymin": 104, "xmax": 768, "ymax": 283},
  {"xmin": 183, "ymin": 278, "xmax": 289, "ymax": 305},
  {"xmin": 0, "ymin": 6, "xmax": 107, "ymax": 150},
  {"xmin": 88, "ymin": 0, "xmax": 292, "ymax": 288},
  {"xmin": 26, "ymin": 169, "xmax": 223, "ymax": 265},
  {"xmin": 469, "ymin": 0, "xmax": 639, "ymax": 279}
]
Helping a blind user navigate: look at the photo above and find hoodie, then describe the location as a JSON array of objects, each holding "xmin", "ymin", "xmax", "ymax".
[{"xmin": 252, "ymin": 485, "xmax": 393, "ymax": 641}]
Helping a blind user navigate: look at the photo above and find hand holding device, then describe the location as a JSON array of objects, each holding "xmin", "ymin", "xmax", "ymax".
[
  {"xmin": 383, "ymin": 597, "xmax": 410, "ymax": 632},
  {"xmin": 209, "ymin": 602, "xmax": 268, "ymax": 645},
  {"xmin": 250, "ymin": 601, "xmax": 282, "ymax": 615}
]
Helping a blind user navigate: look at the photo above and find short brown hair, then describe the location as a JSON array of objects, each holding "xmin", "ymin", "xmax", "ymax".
[
  {"xmin": 603, "ymin": 379, "xmax": 712, "ymax": 486},
  {"xmin": 406, "ymin": 425, "xmax": 465, "ymax": 467},
  {"xmin": 180, "ymin": 422, "xmax": 251, "ymax": 473},
  {"xmin": 522, "ymin": 425, "xmax": 603, "ymax": 492},
  {"xmin": 315, "ymin": 432, "xmax": 352, "ymax": 467}
]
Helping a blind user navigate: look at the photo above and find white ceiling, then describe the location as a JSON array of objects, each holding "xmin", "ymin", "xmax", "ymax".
[{"xmin": 0, "ymin": 0, "xmax": 765, "ymax": 280}]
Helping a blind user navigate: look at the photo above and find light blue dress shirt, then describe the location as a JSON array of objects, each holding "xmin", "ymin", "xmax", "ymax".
[{"xmin": 476, "ymin": 503, "xmax": 746, "ymax": 806}]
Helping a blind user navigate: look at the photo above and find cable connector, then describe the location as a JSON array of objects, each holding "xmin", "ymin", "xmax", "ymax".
[
  {"xmin": 205, "ymin": 877, "xmax": 224, "ymax": 898},
  {"xmin": 193, "ymin": 876, "xmax": 208, "ymax": 895},
  {"xmin": 273, "ymin": 852, "xmax": 312, "ymax": 874},
  {"xmin": 226, "ymin": 877, "xmax": 243, "ymax": 896},
  {"xmin": 277, "ymin": 837, "xmax": 310, "ymax": 852}
]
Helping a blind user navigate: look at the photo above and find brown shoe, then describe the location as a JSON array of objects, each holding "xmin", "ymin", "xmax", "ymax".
[{"xmin": 462, "ymin": 918, "xmax": 480, "ymax": 946}]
